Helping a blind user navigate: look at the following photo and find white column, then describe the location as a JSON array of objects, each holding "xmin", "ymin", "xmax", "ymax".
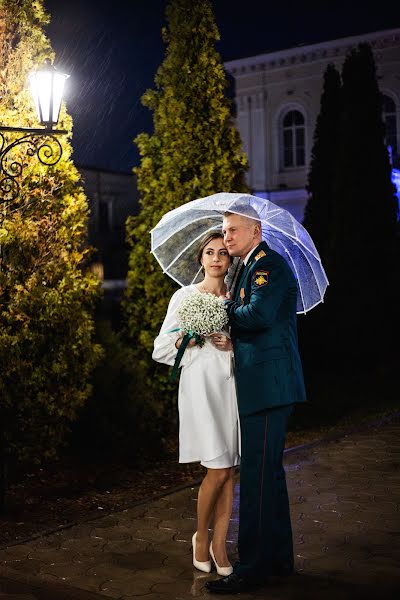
[
  {"xmin": 236, "ymin": 95, "xmax": 251, "ymax": 187},
  {"xmin": 250, "ymin": 91, "xmax": 267, "ymax": 192}
]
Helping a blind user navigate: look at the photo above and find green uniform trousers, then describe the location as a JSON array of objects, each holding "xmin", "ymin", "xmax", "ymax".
[{"xmin": 234, "ymin": 404, "xmax": 293, "ymax": 582}]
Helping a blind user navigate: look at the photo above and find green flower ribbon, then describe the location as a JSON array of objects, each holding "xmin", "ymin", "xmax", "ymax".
[{"xmin": 169, "ymin": 329, "xmax": 203, "ymax": 381}]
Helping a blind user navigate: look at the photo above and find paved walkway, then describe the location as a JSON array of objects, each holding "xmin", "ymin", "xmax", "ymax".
[{"xmin": 0, "ymin": 419, "xmax": 399, "ymax": 600}]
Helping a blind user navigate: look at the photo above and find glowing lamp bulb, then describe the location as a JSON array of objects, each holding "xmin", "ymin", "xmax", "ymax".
[{"xmin": 29, "ymin": 59, "xmax": 69, "ymax": 129}]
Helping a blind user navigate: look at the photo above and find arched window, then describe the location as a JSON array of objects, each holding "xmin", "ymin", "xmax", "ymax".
[
  {"xmin": 382, "ymin": 95, "xmax": 397, "ymax": 160},
  {"xmin": 282, "ymin": 110, "xmax": 305, "ymax": 168}
]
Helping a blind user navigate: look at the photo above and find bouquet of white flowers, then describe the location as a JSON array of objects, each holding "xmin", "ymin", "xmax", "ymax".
[
  {"xmin": 171, "ymin": 292, "xmax": 228, "ymax": 380},
  {"xmin": 177, "ymin": 292, "xmax": 228, "ymax": 336}
]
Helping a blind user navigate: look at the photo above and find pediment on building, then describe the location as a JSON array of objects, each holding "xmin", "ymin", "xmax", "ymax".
[{"xmin": 225, "ymin": 28, "xmax": 400, "ymax": 76}]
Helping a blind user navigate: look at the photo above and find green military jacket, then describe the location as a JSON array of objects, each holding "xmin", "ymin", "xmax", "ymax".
[{"xmin": 225, "ymin": 241, "xmax": 307, "ymax": 416}]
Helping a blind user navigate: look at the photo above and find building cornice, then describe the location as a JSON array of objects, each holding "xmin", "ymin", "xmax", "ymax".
[
  {"xmin": 78, "ymin": 164, "xmax": 134, "ymax": 177},
  {"xmin": 224, "ymin": 28, "xmax": 400, "ymax": 76}
]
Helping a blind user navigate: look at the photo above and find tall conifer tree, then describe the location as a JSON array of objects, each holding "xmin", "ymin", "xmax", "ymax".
[
  {"xmin": 329, "ymin": 44, "xmax": 398, "ymax": 362},
  {"xmin": 0, "ymin": 0, "xmax": 101, "ymax": 464},
  {"xmin": 124, "ymin": 0, "xmax": 248, "ymax": 415},
  {"xmin": 303, "ymin": 63, "xmax": 341, "ymax": 267}
]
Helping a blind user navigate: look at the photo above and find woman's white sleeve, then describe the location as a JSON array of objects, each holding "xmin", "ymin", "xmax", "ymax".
[{"xmin": 152, "ymin": 289, "xmax": 191, "ymax": 367}]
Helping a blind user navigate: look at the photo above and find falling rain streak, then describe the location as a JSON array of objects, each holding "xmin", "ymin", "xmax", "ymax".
[
  {"xmin": 45, "ymin": 0, "xmax": 165, "ymax": 172},
  {"xmin": 44, "ymin": 0, "xmax": 397, "ymax": 173}
]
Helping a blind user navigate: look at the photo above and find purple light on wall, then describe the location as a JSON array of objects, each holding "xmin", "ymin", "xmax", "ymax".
[{"xmin": 391, "ymin": 168, "xmax": 400, "ymax": 220}]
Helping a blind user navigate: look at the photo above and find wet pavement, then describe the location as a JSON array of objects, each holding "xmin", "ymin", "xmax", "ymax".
[{"xmin": 0, "ymin": 418, "xmax": 399, "ymax": 599}]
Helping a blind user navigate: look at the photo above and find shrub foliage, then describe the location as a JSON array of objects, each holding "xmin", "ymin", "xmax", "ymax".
[
  {"xmin": 124, "ymin": 0, "xmax": 248, "ymax": 426},
  {"xmin": 0, "ymin": 0, "xmax": 102, "ymax": 463}
]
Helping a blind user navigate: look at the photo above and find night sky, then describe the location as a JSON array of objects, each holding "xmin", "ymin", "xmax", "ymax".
[{"xmin": 44, "ymin": 0, "xmax": 399, "ymax": 173}]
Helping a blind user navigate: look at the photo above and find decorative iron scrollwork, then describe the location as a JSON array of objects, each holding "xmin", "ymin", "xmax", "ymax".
[{"xmin": 0, "ymin": 131, "xmax": 63, "ymax": 204}]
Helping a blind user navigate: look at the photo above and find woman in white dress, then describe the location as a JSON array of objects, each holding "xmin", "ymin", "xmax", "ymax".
[{"xmin": 152, "ymin": 232, "xmax": 240, "ymax": 576}]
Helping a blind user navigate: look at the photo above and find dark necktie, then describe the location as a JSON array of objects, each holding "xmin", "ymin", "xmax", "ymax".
[{"xmin": 231, "ymin": 260, "xmax": 245, "ymax": 300}]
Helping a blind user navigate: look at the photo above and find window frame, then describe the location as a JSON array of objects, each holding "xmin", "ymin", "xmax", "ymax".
[{"xmin": 278, "ymin": 105, "xmax": 307, "ymax": 171}]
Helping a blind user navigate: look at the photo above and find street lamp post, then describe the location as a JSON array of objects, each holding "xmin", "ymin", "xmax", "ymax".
[
  {"xmin": 0, "ymin": 59, "xmax": 69, "ymax": 204},
  {"xmin": 0, "ymin": 60, "xmax": 69, "ymax": 512}
]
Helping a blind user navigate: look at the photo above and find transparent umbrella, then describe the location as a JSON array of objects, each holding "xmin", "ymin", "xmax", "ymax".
[{"xmin": 151, "ymin": 192, "xmax": 329, "ymax": 314}]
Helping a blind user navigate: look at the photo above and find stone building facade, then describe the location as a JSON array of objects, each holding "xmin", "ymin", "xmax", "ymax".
[
  {"xmin": 78, "ymin": 166, "xmax": 139, "ymax": 282},
  {"xmin": 224, "ymin": 28, "xmax": 400, "ymax": 221}
]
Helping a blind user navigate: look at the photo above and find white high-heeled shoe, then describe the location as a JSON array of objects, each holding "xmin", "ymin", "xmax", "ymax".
[
  {"xmin": 192, "ymin": 532, "xmax": 211, "ymax": 573},
  {"xmin": 209, "ymin": 541, "xmax": 233, "ymax": 576}
]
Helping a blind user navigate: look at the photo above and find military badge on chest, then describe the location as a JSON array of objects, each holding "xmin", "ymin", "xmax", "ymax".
[{"xmin": 254, "ymin": 270, "xmax": 269, "ymax": 287}]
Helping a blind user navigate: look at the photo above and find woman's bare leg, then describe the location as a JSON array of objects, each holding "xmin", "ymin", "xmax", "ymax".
[
  {"xmin": 211, "ymin": 467, "xmax": 235, "ymax": 566},
  {"xmin": 195, "ymin": 468, "xmax": 231, "ymax": 562}
]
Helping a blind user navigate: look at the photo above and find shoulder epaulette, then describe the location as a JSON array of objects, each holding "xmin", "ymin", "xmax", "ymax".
[{"xmin": 254, "ymin": 250, "xmax": 266, "ymax": 261}]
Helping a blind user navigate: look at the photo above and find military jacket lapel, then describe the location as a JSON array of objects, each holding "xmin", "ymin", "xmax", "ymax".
[
  {"xmin": 235, "ymin": 242, "xmax": 269, "ymax": 303},
  {"xmin": 233, "ymin": 263, "xmax": 246, "ymax": 302}
]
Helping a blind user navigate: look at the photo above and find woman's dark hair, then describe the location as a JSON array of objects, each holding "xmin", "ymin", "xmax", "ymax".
[{"xmin": 197, "ymin": 231, "xmax": 233, "ymax": 270}]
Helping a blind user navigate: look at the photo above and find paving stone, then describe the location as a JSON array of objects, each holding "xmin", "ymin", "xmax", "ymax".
[
  {"xmin": 158, "ymin": 517, "xmax": 191, "ymax": 532},
  {"xmin": 62, "ymin": 525, "xmax": 95, "ymax": 539},
  {"xmin": 100, "ymin": 577, "xmax": 151, "ymax": 597},
  {"xmin": 180, "ymin": 510, "xmax": 198, "ymax": 520},
  {"xmin": 130, "ymin": 529, "xmax": 175, "ymax": 545},
  {"xmin": 27, "ymin": 537, "xmax": 62, "ymax": 550},
  {"xmin": 86, "ymin": 562, "xmax": 137, "ymax": 580},
  {"xmin": 0, "ymin": 546, "xmax": 35, "ymax": 561},
  {"xmin": 131, "ymin": 566, "xmax": 180, "ymax": 585},
  {"xmin": 156, "ymin": 540, "xmax": 191, "ymax": 557},
  {"xmin": 120, "ymin": 596, "xmax": 170, "ymax": 600},
  {"xmin": 26, "ymin": 549, "xmax": 78, "ymax": 565},
  {"xmin": 102, "ymin": 540, "xmax": 150, "ymax": 555},
  {"xmin": 113, "ymin": 550, "xmax": 166, "ymax": 570},
  {"xmin": 7, "ymin": 559, "xmax": 44, "ymax": 576},
  {"xmin": 294, "ymin": 514, "xmax": 327, "ymax": 534},
  {"xmin": 0, "ymin": 595, "xmax": 38, "ymax": 600},
  {"xmin": 91, "ymin": 517, "xmax": 119, "ymax": 528},
  {"xmin": 89, "ymin": 526, "xmax": 132, "ymax": 541},
  {"xmin": 65, "ymin": 575, "xmax": 105, "ymax": 593},
  {"xmin": 177, "ymin": 566, "xmax": 203, "ymax": 581},
  {"xmin": 1, "ymin": 420, "xmax": 399, "ymax": 600},
  {"xmin": 59, "ymin": 537, "xmax": 105, "ymax": 553},
  {"xmin": 39, "ymin": 561, "xmax": 89, "ymax": 580},
  {"xmin": 152, "ymin": 578, "xmax": 208, "ymax": 597},
  {"xmin": 143, "ymin": 507, "xmax": 178, "ymax": 520},
  {"xmin": 335, "ymin": 499, "xmax": 362, "ymax": 510}
]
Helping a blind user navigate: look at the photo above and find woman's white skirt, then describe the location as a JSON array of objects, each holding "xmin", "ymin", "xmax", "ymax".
[
  {"xmin": 178, "ymin": 340, "xmax": 240, "ymax": 468},
  {"xmin": 152, "ymin": 286, "xmax": 240, "ymax": 470}
]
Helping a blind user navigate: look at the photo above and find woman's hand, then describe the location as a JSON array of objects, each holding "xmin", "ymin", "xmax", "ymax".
[
  {"xmin": 210, "ymin": 333, "xmax": 233, "ymax": 351},
  {"xmin": 175, "ymin": 335, "xmax": 202, "ymax": 349}
]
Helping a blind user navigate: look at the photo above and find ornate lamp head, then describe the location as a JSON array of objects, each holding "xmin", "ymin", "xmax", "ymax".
[{"xmin": 29, "ymin": 59, "xmax": 69, "ymax": 130}]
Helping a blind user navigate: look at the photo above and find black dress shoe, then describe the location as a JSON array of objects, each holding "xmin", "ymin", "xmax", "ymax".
[{"xmin": 205, "ymin": 573, "xmax": 255, "ymax": 595}]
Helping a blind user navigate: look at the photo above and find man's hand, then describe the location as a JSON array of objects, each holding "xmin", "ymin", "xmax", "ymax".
[
  {"xmin": 210, "ymin": 333, "xmax": 233, "ymax": 351},
  {"xmin": 219, "ymin": 290, "xmax": 232, "ymax": 300}
]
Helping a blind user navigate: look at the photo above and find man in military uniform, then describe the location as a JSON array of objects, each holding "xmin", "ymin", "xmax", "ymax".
[{"xmin": 207, "ymin": 209, "xmax": 306, "ymax": 595}]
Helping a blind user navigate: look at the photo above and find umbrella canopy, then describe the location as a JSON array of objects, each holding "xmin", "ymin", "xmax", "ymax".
[{"xmin": 151, "ymin": 192, "xmax": 329, "ymax": 314}]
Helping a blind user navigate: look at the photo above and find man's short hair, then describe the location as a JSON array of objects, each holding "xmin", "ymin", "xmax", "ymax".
[{"xmin": 224, "ymin": 206, "xmax": 261, "ymax": 230}]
